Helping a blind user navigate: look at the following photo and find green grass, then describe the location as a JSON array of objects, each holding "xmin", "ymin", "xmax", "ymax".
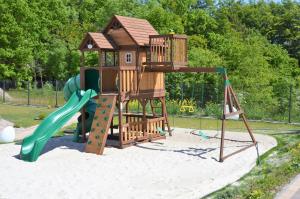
[
  {"xmin": 0, "ymin": 104, "xmax": 77, "ymax": 137},
  {"xmin": 3, "ymin": 89, "xmax": 65, "ymax": 107},
  {"xmin": 1, "ymin": 103, "xmax": 299, "ymax": 131},
  {"xmin": 0, "ymin": 104, "xmax": 56, "ymax": 127},
  {"xmin": 169, "ymin": 116, "xmax": 300, "ymax": 131}
]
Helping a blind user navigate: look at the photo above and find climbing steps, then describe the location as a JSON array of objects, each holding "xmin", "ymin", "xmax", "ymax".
[{"xmin": 85, "ymin": 94, "xmax": 116, "ymax": 155}]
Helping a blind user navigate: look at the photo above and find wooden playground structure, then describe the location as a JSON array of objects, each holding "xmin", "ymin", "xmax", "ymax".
[{"xmin": 79, "ymin": 15, "xmax": 257, "ymax": 162}]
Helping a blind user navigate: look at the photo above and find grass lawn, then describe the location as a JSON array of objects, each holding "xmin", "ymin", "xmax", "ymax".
[
  {"xmin": 169, "ymin": 116, "xmax": 300, "ymax": 132},
  {"xmin": 0, "ymin": 104, "xmax": 57, "ymax": 127},
  {"xmin": 1, "ymin": 103, "xmax": 300, "ymax": 198},
  {"xmin": 3, "ymin": 89, "xmax": 65, "ymax": 107},
  {"xmin": 1, "ymin": 103, "xmax": 299, "ymax": 131}
]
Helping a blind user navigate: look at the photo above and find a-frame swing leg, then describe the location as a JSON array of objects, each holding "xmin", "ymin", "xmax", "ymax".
[
  {"xmin": 219, "ymin": 74, "xmax": 257, "ymax": 162},
  {"xmin": 219, "ymin": 81, "xmax": 228, "ymax": 162}
]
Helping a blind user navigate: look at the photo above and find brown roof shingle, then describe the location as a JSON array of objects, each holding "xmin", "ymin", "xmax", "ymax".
[
  {"xmin": 79, "ymin": 32, "xmax": 115, "ymax": 50},
  {"xmin": 112, "ymin": 15, "xmax": 158, "ymax": 46}
]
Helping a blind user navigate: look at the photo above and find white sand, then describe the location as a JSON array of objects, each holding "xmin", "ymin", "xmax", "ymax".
[{"xmin": 0, "ymin": 128, "xmax": 276, "ymax": 199}]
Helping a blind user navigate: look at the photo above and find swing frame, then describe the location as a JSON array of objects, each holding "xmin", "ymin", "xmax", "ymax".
[{"xmin": 145, "ymin": 66, "xmax": 257, "ymax": 162}]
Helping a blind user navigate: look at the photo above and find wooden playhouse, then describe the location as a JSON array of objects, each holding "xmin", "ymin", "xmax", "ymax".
[{"xmin": 79, "ymin": 15, "xmax": 256, "ymax": 162}]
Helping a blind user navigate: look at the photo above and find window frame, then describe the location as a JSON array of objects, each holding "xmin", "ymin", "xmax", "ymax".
[{"xmin": 125, "ymin": 52, "xmax": 133, "ymax": 64}]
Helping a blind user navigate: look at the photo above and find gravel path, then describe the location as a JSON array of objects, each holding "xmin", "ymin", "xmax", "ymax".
[{"xmin": 275, "ymin": 174, "xmax": 300, "ymax": 199}]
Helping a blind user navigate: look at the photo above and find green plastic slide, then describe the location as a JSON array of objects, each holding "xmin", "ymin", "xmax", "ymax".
[
  {"xmin": 20, "ymin": 89, "xmax": 97, "ymax": 162},
  {"xmin": 63, "ymin": 75, "xmax": 98, "ymax": 142}
]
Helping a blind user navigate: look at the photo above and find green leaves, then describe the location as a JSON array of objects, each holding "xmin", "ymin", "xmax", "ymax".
[{"xmin": 0, "ymin": 0, "xmax": 298, "ymax": 116}]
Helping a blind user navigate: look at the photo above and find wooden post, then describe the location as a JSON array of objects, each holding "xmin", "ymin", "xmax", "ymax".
[
  {"xmin": 170, "ymin": 35, "xmax": 174, "ymax": 68},
  {"xmin": 228, "ymin": 86, "xmax": 256, "ymax": 143},
  {"xmin": 79, "ymin": 51, "xmax": 87, "ymax": 141},
  {"xmin": 219, "ymin": 74, "xmax": 228, "ymax": 162},
  {"xmin": 136, "ymin": 47, "xmax": 140, "ymax": 94},
  {"xmin": 118, "ymin": 51, "xmax": 123, "ymax": 148},
  {"xmin": 113, "ymin": 51, "xmax": 116, "ymax": 66},
  {"xmin": 125, "ymin": 100, "xmax": 129, "ymax": 123},
  {"xmin": 160, "ymin": 97, "xmax": 171, "ymax": 136},
  {"xmin": 99, "ymin": 50, "xmax": 103, "ymax": 93},
  {"xmin": 142, "ymin": 99, "xmax": 147, "ymax": 139},
  {"xmin": 80, "ymin": 67, "xmax": 87, "ymax": 142},
  {"xmin": 104, "ymin": 51, "xmax": 107, "ymax": 67}
]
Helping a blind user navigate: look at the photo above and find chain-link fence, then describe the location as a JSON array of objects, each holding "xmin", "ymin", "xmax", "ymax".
[
  {"xmin": 1, "ymin": 79, "xmax": 299, "ymax": 124},
  {"xmin": 164, "ymin": 82, "xmax": 300, "ymax": 124},
  {"xmin": 0, "ymin": 80, "xmax": 66, "ymax": 107}
]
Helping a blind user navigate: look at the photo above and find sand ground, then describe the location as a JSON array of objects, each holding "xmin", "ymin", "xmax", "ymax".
[{"xmin": 0, "ymin": 128, "xmax": 276, "ymax": 199}]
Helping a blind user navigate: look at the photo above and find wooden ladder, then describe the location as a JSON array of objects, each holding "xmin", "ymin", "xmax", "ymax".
[{"xmin": 85, "ymin": 94, "xmax": 117, "ymax": 155}]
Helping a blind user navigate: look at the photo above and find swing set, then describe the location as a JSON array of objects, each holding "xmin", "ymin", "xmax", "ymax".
[{"xmin": 150, "ymin": 67, "xmax": 257, "ymax": 162}]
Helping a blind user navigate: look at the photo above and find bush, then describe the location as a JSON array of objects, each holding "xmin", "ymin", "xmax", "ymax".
[
  {"xmin": 35, "ymin": 113, "xmax": 46, "ymax": 120},
  {"xmin": 204, "ymin": 102, "xmax": 222, "ymax": 117}
]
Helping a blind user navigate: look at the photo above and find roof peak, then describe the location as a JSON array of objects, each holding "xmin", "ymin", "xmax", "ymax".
[
  {"xmin": 103, "ymin": 15, "xmax": 158, "ymax": 46},
  {"xmin": 114, "ymin": 15, "xmax": 148, "ymax": 21}
]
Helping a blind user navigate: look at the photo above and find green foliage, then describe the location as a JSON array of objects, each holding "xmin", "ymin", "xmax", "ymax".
[
  {"xmin": 208, "ymin": 133, "xmax": 300, "ymax": 199},
  {"xmin": 0, "ymin": 0, "xmax": 299, "ymax": 122},
  {"xmin": 204, "ymin": 102, "xmax": 221, "ymax": 117}
]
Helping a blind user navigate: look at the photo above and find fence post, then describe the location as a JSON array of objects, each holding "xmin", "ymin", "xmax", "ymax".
[
  {"xmin": 288, "ymin": 84, "xmax": 292, "ymax": 123},
  {"xmin": 55, "ymin": 80, "xmax": 58, "ymax": 107},
  {"xmin": 27, "ymin": 81, "xmax": 30, "ymax": 105},
  {"xmin": 201, "ymin": 83, "xmax": 204, "ymax": 107},
  {"xmin": 2, "ymin": 80, "xmax": 5, "ymax": 103}
]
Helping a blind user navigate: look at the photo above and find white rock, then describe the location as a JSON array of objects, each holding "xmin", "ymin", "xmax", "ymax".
[{"xmin": 0, "ymin": 126, "xmax": 15, "ymax": 143}]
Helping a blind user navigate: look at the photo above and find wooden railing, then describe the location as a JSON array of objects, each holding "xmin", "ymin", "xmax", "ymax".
[
  {"xmin": 122, "ymin": 116, "xmax": 165, "ymax": 143},
  {"xmin": 147, "ymin": 34, "xmax": 187, "ymax": 68},
  {"xmin": 146, "ymin": 117, "xmax": 164, "ymax": 137}
]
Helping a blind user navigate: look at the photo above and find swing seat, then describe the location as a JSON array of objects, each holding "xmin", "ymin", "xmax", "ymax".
[
  {"xmin": 188, "ymin": 106, "xmax": 195, "ymax": 112},
  {"xmin": 156, "ymin": 127, "xmax": 174, "ymax": 136},
  {"xmin": 198, "ymin": 131, "xmax": 209, "ymax": 139},
  {"xmin": 156, "ymin": 127, "xmax": 167, "ymax": 136},
  {"xmin": 190, "ymin": 130, "xmax": 209, "ymax": 140},
  {"xmin": 179, "ymin": 105, "xmax": 195, "ymax": 113}
]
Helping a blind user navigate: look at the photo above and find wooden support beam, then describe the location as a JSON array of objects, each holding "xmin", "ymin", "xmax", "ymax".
[
  {"xmin": 143, "ymin": 66, "xmax": 218, "ymax": 73},
  {"xmin": 219, "ymin": 79, "xmax": 228, "ymax": 162}
]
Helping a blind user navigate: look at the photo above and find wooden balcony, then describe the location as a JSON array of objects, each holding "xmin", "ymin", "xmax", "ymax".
[{"xmin": 144, "ymin": 34, "xmax": 188, "ymax": 69}]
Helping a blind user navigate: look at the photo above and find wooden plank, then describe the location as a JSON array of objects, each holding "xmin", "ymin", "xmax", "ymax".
[
  {"xmin": 85, "ymin": 95, "xmax": 117, "ymax": 155},
  {"xmin": 144, "ymin": 67, "xmax": 218, "ymax": 73}
]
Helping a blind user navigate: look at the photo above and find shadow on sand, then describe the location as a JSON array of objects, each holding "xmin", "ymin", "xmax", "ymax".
[
  {"xmin": 134, "ymin": 141, "xmax": 217, "ymax": 159},
  {"xmin": 13, "ymin": 135, "xmax": 85, "ymax": 160},
  {"xmin": 135, "ymin": 141, "xmax": 253, "ymax": 161}
]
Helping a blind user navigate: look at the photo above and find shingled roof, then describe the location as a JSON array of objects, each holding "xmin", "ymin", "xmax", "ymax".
[
  {"xmin": 104, "ymin": 15, "xmax": 158, "ymax": 46},
  {"xmin": 79, "ymin": 32, "xmax": 115, "ymax": 50}
]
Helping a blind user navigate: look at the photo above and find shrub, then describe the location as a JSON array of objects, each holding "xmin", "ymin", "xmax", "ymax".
[{"xmin": 204, "ymin": 102, "xmax": 222, "ymax": 117}]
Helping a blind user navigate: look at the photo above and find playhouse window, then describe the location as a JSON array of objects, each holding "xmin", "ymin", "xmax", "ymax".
[{"xmin": 125, "ymin": 52, "xmax": 132, "ymax": 63}]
